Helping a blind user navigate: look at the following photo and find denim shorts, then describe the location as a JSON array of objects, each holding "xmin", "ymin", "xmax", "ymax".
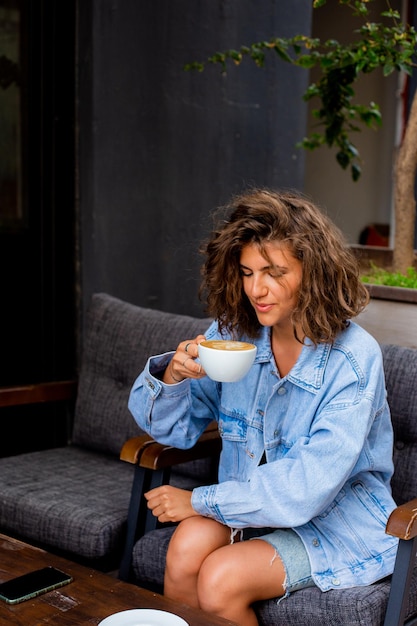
[{"xmin": 244, "ymin": 527, "xmax": 316, "ymax": 595}]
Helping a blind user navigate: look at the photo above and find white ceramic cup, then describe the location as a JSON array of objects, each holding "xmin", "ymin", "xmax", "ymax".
[{"xmin": 198, "ymin": 339, "xmax": 257, "ymax": 382}]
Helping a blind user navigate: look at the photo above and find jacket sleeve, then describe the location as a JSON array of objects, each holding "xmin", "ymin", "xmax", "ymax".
[{"xmin": 128, "ymin": 351, "xmax": 220, "ymax": 449}]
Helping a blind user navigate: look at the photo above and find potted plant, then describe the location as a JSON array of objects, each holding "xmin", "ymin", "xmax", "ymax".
[
  {"xmin": 355, "ymin": 264, "xmax": 417, "ymax": 347},
  {"xmin": 361, "ymin": 264, "xmax": 417, "ymax": 303}
]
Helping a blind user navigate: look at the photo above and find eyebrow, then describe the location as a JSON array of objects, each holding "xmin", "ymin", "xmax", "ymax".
[{"xmin": 239, "ymin": 262, "xmax": 288, "ymax": 272}]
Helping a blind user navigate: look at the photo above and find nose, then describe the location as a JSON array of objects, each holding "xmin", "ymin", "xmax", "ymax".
[{"xmin": 249, "ymin": 274, "xmax": 268, "ymax": 299}]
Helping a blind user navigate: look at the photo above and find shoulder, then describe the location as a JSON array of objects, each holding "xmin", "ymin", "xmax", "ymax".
[
  {"xmin": 331, "ymin": 321, "xmax": 384, "ymax": 375},
  {"xmin": 335, "ymin": 320, "xmax": 381, "ymax": 353}
]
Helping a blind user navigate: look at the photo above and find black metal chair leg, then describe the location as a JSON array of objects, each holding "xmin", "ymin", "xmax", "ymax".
[
  {"xmin": 144, "ymin": 467, "xmax": 172, "ymax": 534},
  {"xmin": 119, "ymin": 464, "xmax": 173, "ymax": 581},
  {"xmin": 384, "ymin": 536, "xmax": 417, "ymax": 626},
  {"xmin": 118, "ymin": 465, "xmax": 148, "ymax": 581}
]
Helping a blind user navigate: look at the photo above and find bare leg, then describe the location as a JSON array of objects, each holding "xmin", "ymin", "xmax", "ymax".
[
  {"xmin": 164, "ymin": 516, "xmax": 231, "ymax": 608},
  {"xmin": 197, "ymin": 539, "xmax": 286, "ymax": 626}
]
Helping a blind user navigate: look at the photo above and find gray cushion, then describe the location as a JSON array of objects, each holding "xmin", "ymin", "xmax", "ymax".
[
  {"xmin": 0, "ymin": 447, "xmax": 133, "ymax": 560},
  {"xmin": 72, "ymin": 293, "xmax": 211, "ymax": 455}
]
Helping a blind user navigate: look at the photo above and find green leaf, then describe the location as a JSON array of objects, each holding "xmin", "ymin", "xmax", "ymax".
[
  {"xmin": 346, "ymin": 142, "xmax": 359, "ymax": 157},
  {"xmin": 336, "ymin": 150, "xmax": 350, "ymax": 169},
  {"xmin": 296, "ymin": 54, "xmax": 318, "ymax": 69},
  {"xmin": 351, "ymin": 163, "xmax": 361, "ymax": 181},
  {"xmin": 397, "ymin": 63, "xmax": 413, "ymax": 75},
  {"xmin": 381, "ymin": 10, "xmax": 401, "ymax": 20},
  {"xmin": 183, "ymin": 62, "xmax": 204, "ymax": 72},
  {"xmin": 297, "ymin": 132, "xmax": 325, "ymax": 150},
  {"xmin": 361, "ymin": 266, "xmax": 417, "ymax": 288},
  {"xmin": 382, "ymin": 63, "xmax": 395, "ymax": 76},
  {"xmin": 273, "ymin": 47, "xmax": 293, "ymax": 63}
]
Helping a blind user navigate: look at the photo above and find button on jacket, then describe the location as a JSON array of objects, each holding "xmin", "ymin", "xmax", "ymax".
[{"xmin": 128, "ymin": 320, "xmax": 398, "ymax": 591}]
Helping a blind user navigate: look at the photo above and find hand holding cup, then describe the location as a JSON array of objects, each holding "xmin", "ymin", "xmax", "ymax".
[{"xmin": 164, "ymin": 335, "xmax": 207, "ymax": 384}]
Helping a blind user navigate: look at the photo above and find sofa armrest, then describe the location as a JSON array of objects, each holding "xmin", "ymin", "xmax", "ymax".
[
  {"xmin": 120, "ymin": 421, "xmax": 221, "ymax": 470},
  {"xmin": 120, "ymin": 423, "xmax": 221, "ymax": 469},
  {"xmin": 140, "ymin": 427, "xmax": 221, "ymax": 470},
  {"xmin": 0, "ymin": 380, "xmax": 77, "ymax": 408},
  {"xmin": 386, "ymin": 497, "xmax": 417, "ymax": 540},
  {"xmin": 120, "ymin": 434, "xmax": 155, "ymax": 464}
]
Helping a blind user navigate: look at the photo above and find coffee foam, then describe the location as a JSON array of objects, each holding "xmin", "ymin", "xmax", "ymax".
[{"xmin": 201, "ymin": 340, "xmax": 255, "ymax": 351}]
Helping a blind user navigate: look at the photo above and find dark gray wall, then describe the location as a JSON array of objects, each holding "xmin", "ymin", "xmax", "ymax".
[{"xmin": 77, "ymin": 0, "xmax": 312, "ymax": 319}]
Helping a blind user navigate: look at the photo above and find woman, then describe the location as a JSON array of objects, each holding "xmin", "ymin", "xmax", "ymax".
[{"xmin": 128, "ymin": 188, "xmax": 398, "ymax": 626}]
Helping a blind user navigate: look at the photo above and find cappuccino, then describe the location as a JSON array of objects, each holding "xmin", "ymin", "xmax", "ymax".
[{"xmin": 200, "ymin": 340, "xmax": 255, "ymax": 351}]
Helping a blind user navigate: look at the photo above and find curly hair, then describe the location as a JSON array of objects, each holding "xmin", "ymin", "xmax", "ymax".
[{"xmin": 199, "ymin": 188, "xmax": 369, "ymax": 345}]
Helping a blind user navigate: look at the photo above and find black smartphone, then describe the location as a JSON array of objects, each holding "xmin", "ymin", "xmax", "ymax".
[{"xmin": 0, "ymin": 566, "xmax": 73, "ymax": 604}]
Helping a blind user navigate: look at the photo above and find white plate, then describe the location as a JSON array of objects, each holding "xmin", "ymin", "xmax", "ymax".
[{"xmin": 98, "ymin": 608, "xmax": 189, "ymax": 626}]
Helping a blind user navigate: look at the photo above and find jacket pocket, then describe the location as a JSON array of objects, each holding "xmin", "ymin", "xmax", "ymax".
[
  {"xmin": 314, "ymin": 481, "xmax": 391, "ymax": 567},
  {"xmin": 350, "ymin": 480, "xmax": 389, "ymax": 527},
  {"xmin": 218, "ymin": 411, "xmax": 247, "ymax": 442},
  {"xmin": 218, "ymin": 411, "xmax": 248, "ymax": 480}
]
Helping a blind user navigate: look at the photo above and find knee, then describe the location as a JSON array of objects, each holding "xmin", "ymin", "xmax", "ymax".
[
  {"xmin": 166, "ymin": 518, "xmax": 207, "ymax": 578},
  {"xmin": 197, "ymin": 553, "xmax": 235, "ymax": 614}
]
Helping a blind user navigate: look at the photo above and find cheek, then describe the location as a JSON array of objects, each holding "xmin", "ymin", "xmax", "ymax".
[{"xmin": 276, "ymin": 279, "xmax": 299, "ymax": 303}]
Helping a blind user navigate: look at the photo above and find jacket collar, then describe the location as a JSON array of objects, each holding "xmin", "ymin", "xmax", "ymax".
[{"xmin": 253, "ymin": 326, "xmax": 332, "ymax": 392}]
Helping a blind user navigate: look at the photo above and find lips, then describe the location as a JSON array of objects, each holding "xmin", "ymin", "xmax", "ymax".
[{"xmin": 253, "ymin": 302, "xmax": 274, "ymax": 313}]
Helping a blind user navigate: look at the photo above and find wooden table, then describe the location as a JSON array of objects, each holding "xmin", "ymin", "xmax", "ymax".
[{"xmin": 0, "ymin": 534, "xmax": 236, "ymax": 626}]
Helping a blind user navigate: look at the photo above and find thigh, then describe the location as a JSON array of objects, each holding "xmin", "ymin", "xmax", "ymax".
[{"xmin": 199, "ymin": 538, "xmax": 286, "ymax": 603}]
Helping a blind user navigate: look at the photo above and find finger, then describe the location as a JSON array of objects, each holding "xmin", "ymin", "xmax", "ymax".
[
  {"xmin": 181, "ymin": 335, "xmax": 206, "ymax": 359},
  {"xmin": 145, "ymin": 485, "xmax": 173, "ymax": 504},
  {"xmin": 147, "ymin": 502, "xmax": 165, "ymax": 521},
  {"xmin": 146, "ymin": 496, "xmax": 173, "ymax": 522},
  {"xmin": 182, "ymin": 356, "xmax": 204, "ymax": 378},
  {"xmin": 145, "ymin": 497, "xmax": 158, "ymax": 513},
  {"xmin": 181, "ymin": 342, "xmax": 197, "ymax": 359},
  {"xmin": 144, "ymin": 487, "xmax": 163, "ymax": 500},
  {"xmin": 146, "ymin": 494, "xmax": 168, "ymax": 518}
]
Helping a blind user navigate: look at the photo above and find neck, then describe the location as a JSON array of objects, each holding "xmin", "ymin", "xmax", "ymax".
[{"xmin": 271, "ymin": 325, "xmax": 303, "ymax": 377}]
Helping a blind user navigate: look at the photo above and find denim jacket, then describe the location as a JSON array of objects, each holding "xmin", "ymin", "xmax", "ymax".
[{"xmin": 128, "ymin": 320, "xmax": 398, "ymax": 591}]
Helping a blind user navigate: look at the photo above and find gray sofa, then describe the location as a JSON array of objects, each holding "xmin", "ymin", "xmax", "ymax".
[{"xmin": 0, "ymin": 293, "xmax": 212, "ymax": 569}]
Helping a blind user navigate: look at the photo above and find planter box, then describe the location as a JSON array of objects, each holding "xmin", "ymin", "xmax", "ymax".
[
  {"xmin": 356, "ymin": 284, "xmax": 417, "ymax": 349},
  {"xmin": 364, "ymin": 283, "xmax": 417, "ymax": 304}
]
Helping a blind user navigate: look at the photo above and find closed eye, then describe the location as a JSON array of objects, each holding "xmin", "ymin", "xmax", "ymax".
[
  {"xmin": 240, "ymin": 265, "xmax": 286, "ymax": 280},
  {"xmin": 268, "ymin": 270, "xmax": 285, "ymax": 279}
]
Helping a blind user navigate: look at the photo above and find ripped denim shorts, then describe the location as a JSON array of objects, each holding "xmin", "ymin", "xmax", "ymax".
[{"xmin": 244, "ymin": 527, "xmax": 316, "ymax": 596}]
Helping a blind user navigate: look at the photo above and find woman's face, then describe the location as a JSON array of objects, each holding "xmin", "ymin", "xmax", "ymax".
[{"xmin": 240, "ymin": 242, "xmax": 303, "ymax": 332}]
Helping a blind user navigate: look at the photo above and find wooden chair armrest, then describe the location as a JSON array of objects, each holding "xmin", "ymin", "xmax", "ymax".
[
  {"xmin": 139, "ymin": 427, "xmax": 221, "ymax": 470},
  {"xmin": 0, "ymin": 380, "xmax": 77, "ymax": 408},
  {"xmin": 120, "ymin": 434, "xmax": 155, "ymax": 464},
  {"xmin": 386, "ymin": 497, "xmax": 417, "ymax": 540},
  {"xmin": 120, "ymin": 422, "xmax": 221, "ymax": 469}
]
